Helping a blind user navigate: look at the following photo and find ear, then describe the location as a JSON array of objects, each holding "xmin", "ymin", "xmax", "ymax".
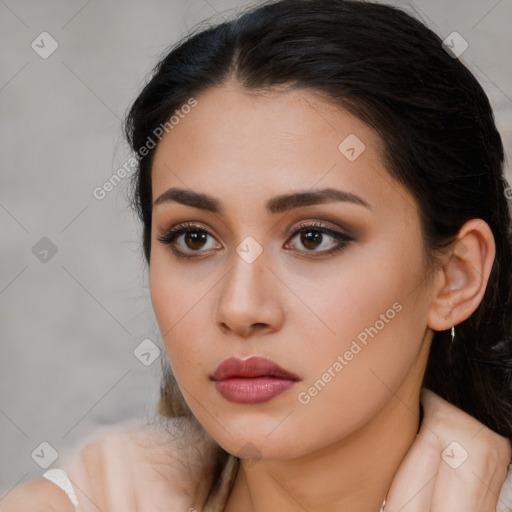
[{"xmin": 427, "ymin": 219, "xmax": 496, "ymax": 331}]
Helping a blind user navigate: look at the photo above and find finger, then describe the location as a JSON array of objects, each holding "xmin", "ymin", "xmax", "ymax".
[
  {"xmin": 431, "ymin": 463, "xmax": 484, "ymax": 511},
  {"xmin": 496, "ymin": 463, "xmax": 512, "ymax": 512},
  {"xmin": 384, "ymin": 437, "xmax": 439, "ymax": 512},
  {"xmin": 101, "ymin": 431, "xmax": 139, "ymax": 512},
  {"xmin": 473, "ymin": 460, "xmax": 510, "ymax": 512},
  {"xmin": 420, "ymin": 387, "xmax": 512, "ymax": 512},
  {"xmin": 64, "ymin": 441, "xmax": 107, "ymax": 512},
  {"xmin": 65, "ymin": 424, "xmax": 138, "ymax": 512},
  {"xmin": 481, "ymin": 468, "xmax": 509, "ymax": 512},
  {"xmin": 431, "ymin": 442, "xmax": 508, "ymax": 512}
]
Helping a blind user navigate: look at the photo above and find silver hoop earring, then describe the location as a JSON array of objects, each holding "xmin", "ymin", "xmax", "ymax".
[{"xmin": 451, "ymin": 325, "xmax": 455, "ymax": 343}]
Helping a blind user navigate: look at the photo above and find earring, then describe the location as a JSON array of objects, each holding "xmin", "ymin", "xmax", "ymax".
[{"xmin": 451, "ymin": 325, "xmax": 455, "ymax": 343}]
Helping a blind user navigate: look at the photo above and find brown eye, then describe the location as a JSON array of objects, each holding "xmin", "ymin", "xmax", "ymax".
[
  {"xmin": 286, "ymin": 222, "xmax": 353, "ymax": 256},
  {"xmin": 300, "ymin": 230, "xmax": 324, "ymax": 250},
  {"xmin": 157, "ymin": 220, "xmax": 353, "ymax": 262},
  {"xmin": 157, "ymin": 223, "xmax": 222, "ymax": 260},
  {"xmin": 183, "ymin": 230, "xmax": 208, "ymax": 250}
]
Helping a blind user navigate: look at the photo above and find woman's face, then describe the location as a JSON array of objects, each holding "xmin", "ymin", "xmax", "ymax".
[{"xmin": 149, "ymin": 81, "xmax": 436, "ymax": 460}]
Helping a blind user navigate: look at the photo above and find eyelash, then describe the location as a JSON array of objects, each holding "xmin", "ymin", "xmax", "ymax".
[{"xmin": 156, "ymin": 221, "xmax": 353, "ymax": 261}]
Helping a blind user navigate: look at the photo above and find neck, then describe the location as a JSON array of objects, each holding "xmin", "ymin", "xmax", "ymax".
[{"xmin": 223, "ymin": 355, "xmax": 427, "ymax": 512}]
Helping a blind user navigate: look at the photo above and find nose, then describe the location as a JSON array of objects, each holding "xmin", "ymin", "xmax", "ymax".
[{"xmin": 213, "ymin": 250, "xmax": 284, "ymax": 339}]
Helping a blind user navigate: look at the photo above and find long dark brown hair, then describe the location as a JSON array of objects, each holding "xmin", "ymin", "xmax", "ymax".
[{"xmin": 123, "ymin": 0, "xmax": 512, "ymax": 508}]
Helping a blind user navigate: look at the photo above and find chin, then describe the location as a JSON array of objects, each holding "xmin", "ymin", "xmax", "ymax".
[{"xmin": 202, "ymin": 423, "xmax": 311, "ymax": 463}]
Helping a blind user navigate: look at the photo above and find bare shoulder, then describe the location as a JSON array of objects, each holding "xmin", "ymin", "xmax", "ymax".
[{"xmin": 0, "ymin": 476, "xmax": 76, "ymax": 512}]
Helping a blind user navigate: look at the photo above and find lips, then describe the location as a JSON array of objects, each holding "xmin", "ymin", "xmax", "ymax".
[
  {"xmin": 211, "ymin": 356, "xmax": 300, "ymax": 404},
  {"xmin": 211, "ymin": 356, "xmax": 300, "ymax": 381}
]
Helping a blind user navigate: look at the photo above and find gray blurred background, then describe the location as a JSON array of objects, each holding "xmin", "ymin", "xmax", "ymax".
[{"xmin": 0, "ymin": 0, "xmax": 511, "ymax": 494}]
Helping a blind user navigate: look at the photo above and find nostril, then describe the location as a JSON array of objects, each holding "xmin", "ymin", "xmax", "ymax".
[{"xmin": 219, "ymin": 322, "xmax": 230, "ymax": 332}]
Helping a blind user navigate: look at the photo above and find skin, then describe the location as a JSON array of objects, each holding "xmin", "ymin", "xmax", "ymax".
[
  {"xmin": 148, "ymin": 80, "xmax": 497, "ymax": 512},
  {"xmin": 1, "ymin": 83, "xmax": 509, "ymax": 512},
  {"xmin": 1, "ymin": 86, "xmax": 509, "ymax": 512},
  {"xmin": 2, "ymin": 400, "xmax": 511, "ymax": 512}
]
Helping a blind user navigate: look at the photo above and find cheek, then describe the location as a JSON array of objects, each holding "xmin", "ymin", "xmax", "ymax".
[
  {"xmin": 288, "ymin": 300, "xmax": 427, "ymax": 458},
  {"xmin": 149, "ymin": 256, "xmax": 213, "ymax": 380},
  {"xmin": 286, "ymin": 241, "xmax": 429, "ymax": 433},
  {"xmin": 149, "ymin": 245, "xmax": 207, "ymax": 335},
  {"xmin": 295, "ymin": 232, "xmax": 425, "ymax": 356}
]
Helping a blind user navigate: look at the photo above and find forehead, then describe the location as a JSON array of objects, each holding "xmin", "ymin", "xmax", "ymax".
[{"xmin": 150, "ymin": 81, "xmax": 417, "ymax": 221}]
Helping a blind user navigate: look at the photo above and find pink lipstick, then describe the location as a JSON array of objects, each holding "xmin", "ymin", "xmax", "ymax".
[{"xmin": 211, "ymin": 356, "xmax": 300, "ymax": 404}]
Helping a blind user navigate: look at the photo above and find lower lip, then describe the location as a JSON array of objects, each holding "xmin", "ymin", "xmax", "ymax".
[{"xmin": 214, "ymin": 377, "xmax": 297, "ymax": 404}]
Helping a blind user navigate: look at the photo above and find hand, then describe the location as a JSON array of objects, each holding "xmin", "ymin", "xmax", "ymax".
[
  {"xmin": 384, "ymin": 388, "xmax": 512, "ymax": 512},
  {"xmin": 3, "ymin": 390, "xmax": 511, "ymax": 512},
  {"xmin": 0, "ymin": 417, "xmax": 223, "ymax": 512},
  {"xmin": 62, "ymin": 416, "xmax": 220, "ymax": 512}
]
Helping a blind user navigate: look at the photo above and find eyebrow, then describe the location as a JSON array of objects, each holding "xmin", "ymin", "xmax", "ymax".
[{"xmin": 153, "ymin": 187, "xmax": 371, "ymax": 213}]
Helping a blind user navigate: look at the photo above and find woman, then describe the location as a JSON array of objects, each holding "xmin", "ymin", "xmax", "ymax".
[
  {"xmin": 121, "ymin": 0, "xmax": 512, "ymax": 509},
  {"xmin": 4, "ymin": 0, "xmax": 512, "ymax": 511}
]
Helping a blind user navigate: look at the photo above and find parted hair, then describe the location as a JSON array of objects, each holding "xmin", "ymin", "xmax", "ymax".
[{"xmin": 123, "ymin": 1, "xmax": 512, "ymax": 508}]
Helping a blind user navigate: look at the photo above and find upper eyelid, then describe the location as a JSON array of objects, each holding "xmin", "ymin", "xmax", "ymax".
[
  {"xmin": 159, "ymin": 220, "xmax": 351, "ymax": 245},
  {"xmin": 162, "ymin": 220, "xmax": 346, "ymax": 235},
  {"xmin": 163, "ymin": 222, "xmax": 221, "ymax": 241}
]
